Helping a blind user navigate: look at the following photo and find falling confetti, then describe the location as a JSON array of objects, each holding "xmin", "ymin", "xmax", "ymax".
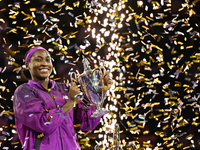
[{"xmin": 1, "ymin": 0, "xmax": 200, "ymax": 149}]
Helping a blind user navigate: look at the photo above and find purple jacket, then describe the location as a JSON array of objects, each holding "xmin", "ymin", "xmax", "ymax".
[{"xmin": 13, "ymin": 80, "xmax": 100, "ymax": 150}]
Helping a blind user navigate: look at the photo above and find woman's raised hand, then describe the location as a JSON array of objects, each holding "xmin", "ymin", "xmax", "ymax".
[
  {"xmin": 69, "ymin": 82, "xmax": 82, "ymax": 106},
  {"xmin": 100, "ymin": 71, "xmax": 113, "ymax": 98}
]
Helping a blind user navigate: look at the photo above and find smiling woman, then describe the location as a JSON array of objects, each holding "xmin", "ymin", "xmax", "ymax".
[
  {"xmin": 21, "ymin": 47, "xmax": 52, "ymax": 81},
  {"xmin": 25, "ymin": 48, "xmax": 53, "ymax": 90},
  {"xmin": 13, "ymin": 46, "xmax": 113, "ymax": 150}
]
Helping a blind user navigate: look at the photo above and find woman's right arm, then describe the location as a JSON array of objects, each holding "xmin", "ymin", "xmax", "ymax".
[
  {"xmin": 62, "ymin": 82, "xmax": 81, "ymax": 115},
  {"xmin": 13, "ymin": 84, "xmax": 66, "ymax": 134}
]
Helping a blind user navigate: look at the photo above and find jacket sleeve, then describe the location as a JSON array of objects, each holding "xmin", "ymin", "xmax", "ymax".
[
  {"xmin": 73, "ymin": 101, "xmax": 100, "ymax": 131},
  {"xmin": 13, "ymin": 84, "xmax": 67, "ymax": 134}
]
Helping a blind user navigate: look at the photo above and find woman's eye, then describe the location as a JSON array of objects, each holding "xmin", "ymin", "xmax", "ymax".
[
  {"xmin": 46, "ymin": 59, "xmax": 50, "ymax": 62},
  {"xmin": 35, "ymin": 58, "xmax": 42, "ymax": 61}
]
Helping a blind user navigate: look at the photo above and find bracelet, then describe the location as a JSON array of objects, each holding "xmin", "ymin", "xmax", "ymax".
[{"xmin": 73, "ymin": 99, "xmax": 76, "ymax": 107}]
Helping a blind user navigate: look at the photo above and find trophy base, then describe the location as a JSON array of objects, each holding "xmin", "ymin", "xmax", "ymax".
[{"xmin": 91, "ymin": 109, "xmax": 109, "ymax": 118}]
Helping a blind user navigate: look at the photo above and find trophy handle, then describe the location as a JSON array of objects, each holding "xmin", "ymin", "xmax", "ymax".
[
  {"xmin": 98, "ymin": 66, "xmax": 106, "ymax": 78},
  {"xmin": 69, "ymin": 72, "xmax": 78, "ymax": 83}
]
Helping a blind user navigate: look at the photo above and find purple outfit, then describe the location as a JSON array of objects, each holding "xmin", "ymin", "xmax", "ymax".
[{"xmin": 13, "ymin": 79, "xmax": 100, "ymax": 150}]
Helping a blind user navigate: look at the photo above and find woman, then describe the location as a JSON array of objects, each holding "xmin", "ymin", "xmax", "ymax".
[{"xmin": 13, "ymin": 46, "xmax": 113, "ymax": 150}]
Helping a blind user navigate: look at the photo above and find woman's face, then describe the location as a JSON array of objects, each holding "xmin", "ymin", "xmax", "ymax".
[{"xmin": 27, "ymin": 50, "xmax": 53, "ymax": 82}]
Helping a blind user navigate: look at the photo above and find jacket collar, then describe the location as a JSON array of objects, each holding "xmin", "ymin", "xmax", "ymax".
[{"xmin": 28, "ymin": 79, "xmax": 55, "ymax": 91}]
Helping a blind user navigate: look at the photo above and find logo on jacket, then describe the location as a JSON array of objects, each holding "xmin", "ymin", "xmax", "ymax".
[{"xmin": 63, "ymin": 95, "xmax": 69, "ymax": 99}]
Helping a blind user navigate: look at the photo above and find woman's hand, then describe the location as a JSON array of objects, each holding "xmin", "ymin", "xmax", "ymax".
[
  {"xmin": 68, "ymin": 82, "xmax": 82, "ymax": 105},
  {"xmin": 100, "ymin": 71, "xmax": 113, "ymax": 98},
  {"xmin": 62, "ymin": 82, "xmax": 82, "ymax": 115},
  {"xmin": 103, "ymin": 71, "xmax": 113, "ymax": 90}
]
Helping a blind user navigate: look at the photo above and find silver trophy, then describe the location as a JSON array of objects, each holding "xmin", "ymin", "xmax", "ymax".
[{"xmin": 70, "ymin": 56, "xmax": 109, "ymax": 118}]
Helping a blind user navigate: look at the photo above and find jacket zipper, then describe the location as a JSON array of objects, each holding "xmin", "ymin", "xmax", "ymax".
[
  {"xmin": 48, "ymin": 91, "xmax": 64, "ymax": 150},
  {"xmin": 59, "ymin": 127, "xmax": 63, "ymax": 150}
]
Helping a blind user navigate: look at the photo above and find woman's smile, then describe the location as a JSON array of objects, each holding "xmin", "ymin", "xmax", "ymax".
[{"xmin": 39, "ymin": 68, "xmax": 49, "ymax": 73}]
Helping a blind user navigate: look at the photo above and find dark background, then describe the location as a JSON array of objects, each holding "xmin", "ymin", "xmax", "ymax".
[{"xmin": 1, "ymin": 0, "xmax": 200, "ymax": 149}]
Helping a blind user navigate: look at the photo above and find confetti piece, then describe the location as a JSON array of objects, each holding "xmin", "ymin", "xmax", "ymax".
[{"xmin": 74, "ymin": 124, "xmax": 81, "ymax": 128}]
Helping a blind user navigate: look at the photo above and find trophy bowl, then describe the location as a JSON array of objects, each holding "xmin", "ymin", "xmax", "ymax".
[{"xmin": 70, "ymin": 56, "xmax": 109, "ymax": 118}]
